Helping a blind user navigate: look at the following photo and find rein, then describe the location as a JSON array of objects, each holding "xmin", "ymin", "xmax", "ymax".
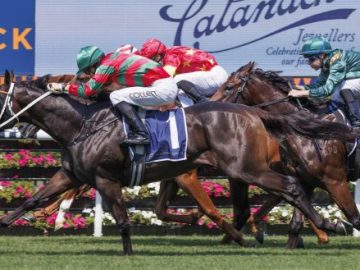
[
  {"xmin": 254, "ymin": 97, "xmax": 289, "ymax": 108},
  {"xmin": 68, "ymin": 116, "xmax": 118, "ymax": 146}
]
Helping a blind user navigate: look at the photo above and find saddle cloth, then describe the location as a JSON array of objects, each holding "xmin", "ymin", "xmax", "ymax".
[{"xmin": 123, "ymin": 108, "xmax": 188, "ymax": 163}]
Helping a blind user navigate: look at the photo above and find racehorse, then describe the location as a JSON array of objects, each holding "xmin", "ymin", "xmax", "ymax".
[
  {"xmin": 0, "ymin": 71, "xmax": 356, "ymax": 254},
  {"xmin": 219, "ymin": 62, "xmax": 360, "ymax": 248}
]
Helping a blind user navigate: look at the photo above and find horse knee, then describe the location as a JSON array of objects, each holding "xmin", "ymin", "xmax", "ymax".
[
  {"xmin": 288, "ymin": 220, "xmax": 303, "ymax": 235},
  {"xmin": 154, "ymin": 208, "xmax": 166, "ymax": 221},
  {"xmin": 285, "ymin": 178, "xmax": 302, "ymax": 197},
  {"xmin": 118, "ymin": 222, "xmax": 131, "ymax": 236},
  {"xmin": 23, "ymin": 198, "xmax": 39, "ymax": 210},
  {"xmin": 233, "ymin": 207, "xmax": 250, "ymax": 229}
]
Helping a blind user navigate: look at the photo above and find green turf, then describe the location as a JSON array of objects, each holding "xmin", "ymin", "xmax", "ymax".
[{"xmin": 0, "ymin": 235, "xmax": 359, "ymax": 270}]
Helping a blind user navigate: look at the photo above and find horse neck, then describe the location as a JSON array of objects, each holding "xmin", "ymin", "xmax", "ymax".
[
  {"xmin": 16, "ymin": 88, "xmax": 85, "ymax": 146},
  {"xmin": 247, "ymin": 80, "xmax": 298, "ymax": 114}
]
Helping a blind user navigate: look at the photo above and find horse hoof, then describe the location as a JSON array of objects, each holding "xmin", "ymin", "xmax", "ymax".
[
  {"xmin": 220, "ymin": 234, "xmax": 233, "ymax": 245},
  {"xmin": 296, "ymin": 237, "xmax": 304, "ymax": 249},
  {"xmin": 335, "ymin": 221, "xmax": 347, "ymax": 235},
  {"xmin": 0, "ymin": 221, "xmax": 9, "ymax": 228},
  {"xmin": 22, "ymin": 214, "xmax": 36, "ymax": 223},
  {"xmin": 254, "ymin": 230, "xmax": 264, "ymax": 244},
  {"xmin": 318, "ymin": 238, "xmax": 330, "ymax": 245}
]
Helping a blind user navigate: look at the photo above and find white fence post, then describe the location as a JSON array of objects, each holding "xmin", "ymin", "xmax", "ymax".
[
  {"xmin": 93, "ymin": 191, "xmax": 103, "ymax": 237},
  {"xmin": 353, "ymin": 179, "xmax": 360, "ymax": 237}
]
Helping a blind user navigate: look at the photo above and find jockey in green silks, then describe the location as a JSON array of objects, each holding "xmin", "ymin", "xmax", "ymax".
[{"xmin": 289, "ymin": 36, "xmax": 360, "ymax": 127}]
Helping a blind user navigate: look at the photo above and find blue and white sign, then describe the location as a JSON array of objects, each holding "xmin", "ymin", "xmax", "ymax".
[
  {"xmin": 33, "ymin": 0, "xmax": 360, "ymax": 76},
  {"xmin": 0, "ymin": 0, "xmax": 35, "ymax": 75}
]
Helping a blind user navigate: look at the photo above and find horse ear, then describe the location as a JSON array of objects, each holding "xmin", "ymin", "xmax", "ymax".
[{"xmin": 4, "ymin": 70, "xmax": 11, "ymax": 86}]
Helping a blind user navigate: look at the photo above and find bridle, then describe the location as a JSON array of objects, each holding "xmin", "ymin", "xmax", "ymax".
[
  {"xmin": 227, "ymin": 71, "xmax": 301, "ymax": 111},
  {"xmin": 0, "ymin": 81, "xmax": 52, "ymax": 129},
  {"xmin": 0, "ymin": 82, "xmax": 18, "ymax": 125}
]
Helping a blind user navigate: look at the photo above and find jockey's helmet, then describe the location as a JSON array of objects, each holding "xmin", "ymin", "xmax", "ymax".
[
  {"xmin": 76, "ymin": 46, "xmax": 105, "ymax": 75},
  {"xmin": 300, "ymin": 37, "xmax": 332, "ymax": 57},
  {"xmin": 138, "ymin": 38, "xmax": 167, "ymax": 59}
]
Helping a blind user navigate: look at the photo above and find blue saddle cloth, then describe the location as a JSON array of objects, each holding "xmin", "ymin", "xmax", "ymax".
[{"xmin": 123, "ymin": 108, "xmax": 188, "ymax": 163}]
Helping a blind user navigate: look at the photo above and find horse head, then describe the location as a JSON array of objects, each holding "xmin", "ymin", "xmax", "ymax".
[
  {"xmin": 0, "ymin": 70, "xmax": 22, "ymax": 129},
  {"xmin": 224, "ymin": 63, "xmax": 297, "ymax": 113}
]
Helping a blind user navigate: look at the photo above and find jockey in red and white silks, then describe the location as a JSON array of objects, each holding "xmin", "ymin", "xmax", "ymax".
[{"xmin": 137, "ymin": 38, "xmax": 228, "ymax": 103}]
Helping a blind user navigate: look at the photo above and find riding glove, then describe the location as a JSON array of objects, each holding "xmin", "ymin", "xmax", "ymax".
[{"xmin": 47, "ymin": 83, "xmax": 68, "ymax": 94}]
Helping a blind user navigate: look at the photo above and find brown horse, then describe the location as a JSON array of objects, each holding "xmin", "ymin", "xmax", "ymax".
[
  {"xmin": 0, "ymin": 71, "xmax": 356, "ymax": 254},
  {"xmin": 221, "ymin": 62, "xmax": 360, "ymax": 248}
]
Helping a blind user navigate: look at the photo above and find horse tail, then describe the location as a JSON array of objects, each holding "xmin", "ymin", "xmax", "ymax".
[{"xmin": 255, "ymin": 109, "xmax": 360, "ymax": 142}]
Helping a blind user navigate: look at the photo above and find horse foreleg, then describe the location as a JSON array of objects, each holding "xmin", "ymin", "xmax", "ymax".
[
  {"xmin": 323, "ymin": 175, "xmax": 360, "ymax": 231},
  {"xmin": 96, "ymin": 176, "xmax": 132, "ymax": 255},
  {"xmin": 176, "ymin": 172, "xmax": 245, "ymax": 246},
  {"xmin": 235, "ymin": 169, "xmax": 343, "ymax": 235},
  {"xmin": 0, "ymin": 169, "xmax": 79, "ymax": 227},
  {"xmin": 154, "ymin": 176, "xmax": 201, "ymax": 224},
  {"xmin": 221, "ymin": 179, "xmax": 249, "ymax": 244},
  {"xmin": 54, "ymin": 188, "xmax": 81, "ymax": 231},
  {"xmin": 286, "ymin": 207, "xmax": 305, "ymax": 249},
  {"xmin": 307, "ymin": 219, "xmax": 329, "ymax": 244}
]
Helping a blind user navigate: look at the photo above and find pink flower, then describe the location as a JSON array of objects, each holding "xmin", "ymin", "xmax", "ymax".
[
  {"xmin": 206, "ymin": 222, "xmax": 217, "ymax": 229},
  {"xmin": 24, "ymin": 190, "xmax": 32, "ymax": 199},
  {"xmin": 0, "ymin": 181, "xmax": 12, "ymax": 187},
  {"xmin": 63, "ymin": 223, "xmax": 70, "ymax": 229},
  {"xmin": 32, "ymin": 156, "xmax": 44, "ymax": 166},
  {"xmin": 89, "ymin": 188, "xmax": 96, "ymax": 200},
  {"xmin": 45, "ymin": 154, "xmax": 55, "ymax": 165},
  {"xmin": 73, "ymin": 216, "xmax": 87, "ymax": 229},
  {"xmin": 197, "ymin": 218, "xmax": 205, "ymax": 226},
  {"xmin": 15, "ymin": 186, "xmax": 25, "ymax": 194},
  {"xmin": 4, "ymin": 153, "xmax": 13, "ymax": 161},
  {"xmin": 46, "ymin": 213, "xmax": 58, "ymax": 225},
  {"xmin": 18, "ymin": 158, "xmax": 29, "ymax": 167},
  {"xmin": 13, "ymin": 219, "xmax": 30, "ymax": 226}
]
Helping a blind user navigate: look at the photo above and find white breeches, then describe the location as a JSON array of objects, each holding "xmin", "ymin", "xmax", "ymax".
[
  {"xmin": 173, "ymin": 65, "xmax": 228, "ymax": 96},
  {"xmin": 332, "ymin": 78, "xmax": 360, "ymax": 104},
  {"xmin": 109, "ymin": 77, "xmax": 178, "ymax": 107}
]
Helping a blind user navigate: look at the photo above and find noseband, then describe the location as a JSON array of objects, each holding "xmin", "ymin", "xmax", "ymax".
[{"xmin": 0, "ymin": 82, "xmax": 17, "ymax": 123}]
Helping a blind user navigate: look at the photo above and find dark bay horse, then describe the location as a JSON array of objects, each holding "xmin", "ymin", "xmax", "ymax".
[
  {"xmin": 221, "ymin": 62, "xmax": 360, "ymax": 248},
  {"xmin": 0, "ymin": 71, "xmax": 357, "ymax": 254}
]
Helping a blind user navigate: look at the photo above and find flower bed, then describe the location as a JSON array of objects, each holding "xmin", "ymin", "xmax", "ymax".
[{"xmin": 0, "ymin": 150, "xmax": 353, "ymax": 233}]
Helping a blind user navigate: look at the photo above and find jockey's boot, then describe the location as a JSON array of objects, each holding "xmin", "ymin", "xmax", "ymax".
[
  {"xmin": 341, "ymin": 88, "xmax": 360, "ymax": 127},
  {"xmin": 177, "ymin": 80, "xmax": 208, "ymax": 104},
  {"xmin": 114, "ymin": 102, "xmax": 150, "ymax": 145},
  {"xmin": 349, "ymin": 116, "xmax": 360, "ymax": 128}
]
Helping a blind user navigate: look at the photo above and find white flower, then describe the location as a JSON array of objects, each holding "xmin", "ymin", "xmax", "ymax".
[
  {"xmin": 151, "ymin": 218, "xmax": 163, "ymax": 225},
  {"xmin": 82, "ymin": 208, "xmax": 92, "ymax": 214},
  {"xmin": 281, "ymin": 210, "xmax": 289, "ymax": 217}
]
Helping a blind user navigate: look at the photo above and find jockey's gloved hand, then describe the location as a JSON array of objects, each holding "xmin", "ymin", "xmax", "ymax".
[{"xmin": 47, "ymin": 83, "xmax": 68, "ymax": 94}]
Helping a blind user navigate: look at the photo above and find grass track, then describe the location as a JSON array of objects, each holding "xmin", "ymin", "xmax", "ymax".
[{"xmin": 0, "ymin": 235, "xmax": 359, "ymax": 270}]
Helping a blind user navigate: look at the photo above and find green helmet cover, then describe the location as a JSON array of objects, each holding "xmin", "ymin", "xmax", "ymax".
[
  {"xmin": 300, "ymin": 37, "xmax": 332, "ymax": 56},
  {"xmin": 76, "ymin": 46, "xmax": 105, "ymax": 74}
]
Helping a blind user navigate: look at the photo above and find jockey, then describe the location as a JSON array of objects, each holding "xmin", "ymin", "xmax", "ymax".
[
  {"xmin": 288, "ymin": 37, "xmax": 360, "ymax": 127},
  {"xmin": 47, "ymin": 45, "xmax": 178, "ymax": 145},
  {"xmin": 136, "ymin": 38, "xmax": 228, "ymax": 104}
]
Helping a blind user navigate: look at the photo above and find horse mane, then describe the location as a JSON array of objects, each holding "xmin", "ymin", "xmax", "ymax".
[{"xmin": 252, "ymin": 68, "xmax": 291, "ymax": 94}]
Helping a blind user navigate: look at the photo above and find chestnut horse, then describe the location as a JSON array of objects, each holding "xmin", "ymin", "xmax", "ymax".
[
  {"xmin": 0, "ymin": 71, "xmax": 355, "ymax": 254},
  {"xmin": 221, "ymin": 62, "xmax": 360, "ymax": 248}
]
